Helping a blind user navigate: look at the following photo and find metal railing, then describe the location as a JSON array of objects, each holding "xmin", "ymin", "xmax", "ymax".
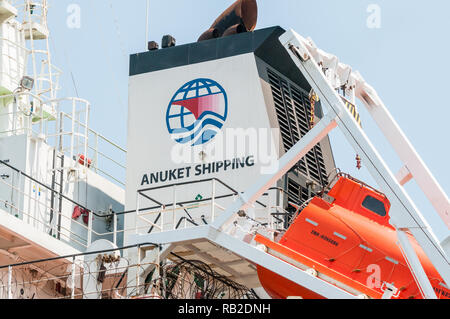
[
  {"xmin": 0, "ymin": 155, "xmax": 298, "ymax": 256},
  {"xmin": 1, "ymin": 2, "xmax": 125, "ymax": 186},
  {"xmin": 0, "ymin": 241, "xmax": 257, "ymax": 299},
  {"xmin": 12, "ymin": 0, "xmax": 48, "ymax": 27},
  {"xmin": 57, "ymin": 109, "xmax": 127, "ymax": 186},
  {"xmin": 0, "ymin": 242, "xmax": 160, "ymax": 299},
  {"xmin": 0, "ymin": 159, "xmax": 124, "ymax": 250},
  {"xmin": 134, "ymin": 178, "xmax": 289, "ymax": 237},
  {"xmin": 0, "ymin": 32, "xmax": 29, "ymax": 92},
  {"xmin": 0, "ymin": 91, "xmax": 127, "ymax": 186}
]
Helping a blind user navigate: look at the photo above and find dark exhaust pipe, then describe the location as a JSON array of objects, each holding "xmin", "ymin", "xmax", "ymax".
[{"xmin": 198, "ymin": 0, "xmax": 258, "ymax": 42}]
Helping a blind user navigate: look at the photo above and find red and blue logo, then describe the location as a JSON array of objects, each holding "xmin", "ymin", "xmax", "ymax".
[{"xmin": 166, "ymin": 78, "xmax": 228, "ymax": 146}]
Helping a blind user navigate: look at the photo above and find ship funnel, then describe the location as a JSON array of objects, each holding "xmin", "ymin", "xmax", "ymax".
[{"xmin": 198, "ymin": 0, "xmax": 258, "ymax": 42}]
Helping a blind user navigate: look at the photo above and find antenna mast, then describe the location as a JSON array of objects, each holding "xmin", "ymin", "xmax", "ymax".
[{"xmin": 145, "ymin": 0, "xmax": 149, "ymax": 50}]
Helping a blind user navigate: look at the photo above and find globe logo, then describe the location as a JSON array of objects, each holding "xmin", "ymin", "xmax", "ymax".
[{"xmin": 166, "ymin": 78, "xmax": 228, "ymax": 146}]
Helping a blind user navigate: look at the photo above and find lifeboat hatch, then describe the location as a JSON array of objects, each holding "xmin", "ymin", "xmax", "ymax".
[{"xmin": 326, "ymin": 174, "xmax": 392, "ymax": 228}]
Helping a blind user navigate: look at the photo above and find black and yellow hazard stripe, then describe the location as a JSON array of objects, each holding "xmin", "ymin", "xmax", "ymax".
[{"xmin": 341, "ymin": 97, "xmax": 362, "ymax": 128}]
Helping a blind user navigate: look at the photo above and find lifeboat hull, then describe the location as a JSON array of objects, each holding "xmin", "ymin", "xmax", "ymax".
[{"xmin": 256, "ymin": 176, "xmax": 450, "ymax": 299}]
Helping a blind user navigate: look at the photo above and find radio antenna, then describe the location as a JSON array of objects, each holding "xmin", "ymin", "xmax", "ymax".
[{"xmin": 145, "ymin": 0, "xmax": 150, "ymax": 49}]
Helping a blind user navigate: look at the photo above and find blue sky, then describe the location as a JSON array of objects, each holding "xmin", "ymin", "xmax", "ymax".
[{"xmin": 46, "ymin": 0, "xmax": 449, "ymax": 240}]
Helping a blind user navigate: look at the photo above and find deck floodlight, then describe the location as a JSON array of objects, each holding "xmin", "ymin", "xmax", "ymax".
[{"xmin": 20, "ymin": 76, "xmax": 34, "ymax": 91}]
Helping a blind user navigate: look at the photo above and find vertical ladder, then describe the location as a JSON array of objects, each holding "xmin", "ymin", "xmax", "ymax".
[
  {"xmin": 49, "ymin": 149, "xmax": 64, "ymax": 239},
  {"xmin": 21, "ymin": 0, "xmax": 54, "ymax": 98}
]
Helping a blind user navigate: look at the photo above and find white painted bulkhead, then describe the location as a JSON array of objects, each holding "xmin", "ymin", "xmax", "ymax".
[
  {"xmin": 125, "ymin": 53, "xmax": 282, "ymax": 241},
  {"xmin": 0, "ymin": 133, "xmax": 125, "ymax": 252}
]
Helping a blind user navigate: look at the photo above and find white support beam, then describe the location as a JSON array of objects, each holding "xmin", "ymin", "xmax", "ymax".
[
  {"xmin": 294, "ymin": 37, "xmax": 449, "ymax": 227},
  {"xmin": 280, "ymin": 29, "xmax": 449, "ymax": 292},
  {"xmin": 211, "ymin": 112, "xmax": 337, "ymax": 231},
  {"xmin": 355, "ymin": 80, "xmax": 450, "ymax": 229},
  {"xmin": 397, "ymin": 229, "xmax": 437, "ymax": 299}
]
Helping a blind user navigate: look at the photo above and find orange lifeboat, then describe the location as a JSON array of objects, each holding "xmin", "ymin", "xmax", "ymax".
[{"xmin": 255, "ymin": 174, "xmax": 450, "ymax": 299}]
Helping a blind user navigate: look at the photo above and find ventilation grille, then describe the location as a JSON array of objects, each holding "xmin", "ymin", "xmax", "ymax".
[
  {"xmin": 287, "ymin": 179, "xmax": 312, "ymax": 205},
  {"xmin": 267, "ymin": 68, "xmax": 329, "ymax": 189},
  {"xmin": 285, "ymin": 178, "xmax": 315, "ymax": 227}
]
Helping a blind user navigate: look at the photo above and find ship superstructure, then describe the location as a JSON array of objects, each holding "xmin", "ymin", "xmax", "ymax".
[
  {"xmin": 0, "ymin": 0, "xmax": 448, "ymax": 300},
  {"xmin": 0, "ymin": 0, "xmax": 126, "ymax": 298},
  {"xmin": 123, "ymin": 1, "xmax": 450, "ymax": 299}
]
